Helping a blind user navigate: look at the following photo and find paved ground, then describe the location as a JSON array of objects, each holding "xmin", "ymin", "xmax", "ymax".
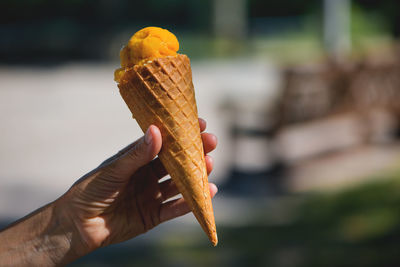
[{"xmin": 287, "ymin": 143, "xmax": 400, "ymax": 192}]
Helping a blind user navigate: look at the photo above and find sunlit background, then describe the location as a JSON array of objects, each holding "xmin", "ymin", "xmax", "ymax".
[{"xmin": 1, "ymin": 0, "xmax": 400, "ymax": 266}]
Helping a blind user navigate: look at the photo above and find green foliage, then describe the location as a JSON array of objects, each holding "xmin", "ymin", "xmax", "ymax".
[{"xmin": 351, "ymin": 3, "xmax": 390, "ymax": 44}]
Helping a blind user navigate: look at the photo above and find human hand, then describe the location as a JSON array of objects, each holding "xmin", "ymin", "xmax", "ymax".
[{"xmin": 57, "ymin": 118, "xmax": 218, "ymax": 257}]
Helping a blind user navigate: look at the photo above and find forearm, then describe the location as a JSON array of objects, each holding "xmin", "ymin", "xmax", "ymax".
[{"xmin": 0, "ymin": 199, "xmax": 86, "ymax": 266}]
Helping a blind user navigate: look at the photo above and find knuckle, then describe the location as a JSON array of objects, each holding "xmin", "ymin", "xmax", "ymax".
[
  {"xmin": 126, "ymin": 141, "xmax": 145, "ymax": 161},
  {"xmin": 102, "ymin": 162, "xmax": 126, "ymax": 181}
]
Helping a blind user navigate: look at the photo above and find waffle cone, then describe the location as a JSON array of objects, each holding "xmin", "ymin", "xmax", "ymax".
[{"xmin": 117, "ymin": 54, "xmax": 217, "ymax": 245}]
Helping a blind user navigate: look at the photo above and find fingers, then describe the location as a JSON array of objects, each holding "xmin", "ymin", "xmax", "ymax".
[
  {"xmin": 153, "ymin": 153, "xmax": 213, "ymax": 181},
  {"xmin": 109, "ymin": 118, "xmax": 216, "ymax": 183},
  {"xmin": 157, "ymin": 155, "xmax": 213, "ymax": 201},
  {"xmin": 111, "ymin": 125, "xmax": 162, "ymax": 178},
  {"xmin": 205, "ymin": 155, "xmax": 213, "ymax": 175},
  {"xmin": 159, "ymin": 174, "xmax": 216, "ymax": 202},
  {"xmin": 199, "ymin": 118, "xmax": 206, "ymax": 132},
  {"xmin": 199, "ymin": 118, "xmax": 218, "ymax": 154},
  {"xmin": 152, "ymin": 153, "xmax": 213, "ymax": 184},
  {"xmin": 158, "ymin": 179, "xmax": 179, "ymax": 201},
  {"xmin": 159, "ymin": 183, "xmax": 218, "ymax": 223},
  {"xmin": 201, "ymin": 133, "xmax": 217, "ymax": 154},
  {"xmin": 106, "ymin": 118, "xmax": 215, "ymax": 174},
  {"xmin": 149, "ymin": 158, "xmax": 168, "ymax": 179},
  {"xmin": 209, "ymin": 183, "xmax": 218, "ymax": 195}
]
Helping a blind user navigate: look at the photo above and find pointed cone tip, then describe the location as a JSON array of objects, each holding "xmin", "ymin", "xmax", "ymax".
[{"xmin": 210, "ymin": 232, "xmax": 218, "ymax": 246}]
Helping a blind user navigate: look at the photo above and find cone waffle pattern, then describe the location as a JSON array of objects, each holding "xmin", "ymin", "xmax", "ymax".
[{"xmin": 118, "ymin": 54, "xmax": 217, "ymax": 245}]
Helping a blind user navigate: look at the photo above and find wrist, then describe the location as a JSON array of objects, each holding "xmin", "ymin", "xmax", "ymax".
[
  {"xmin": 0, "ymin": 197, "xmax": 91, "ymax": 266},
  {"xmin": 35, "ymin": 201, "xmax": 78, "ymax": 265},
  {"xmin": 52, "ymin": 196, "xmax": 95, "ymax": 261}
]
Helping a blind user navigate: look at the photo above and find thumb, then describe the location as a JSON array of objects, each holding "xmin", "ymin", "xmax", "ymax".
[{"xmin": 111, "ymin": 125, "xmax": 162, "ymax": 178}]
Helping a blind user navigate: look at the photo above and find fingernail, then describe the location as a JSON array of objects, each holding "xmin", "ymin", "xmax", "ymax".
[
  {"xmin": 211, "ymin": 183, "xmax": 218, "ymax": 194},
  {"xmin": 145, "ymin": 127, "xmax": 153, "ymax": 145}
]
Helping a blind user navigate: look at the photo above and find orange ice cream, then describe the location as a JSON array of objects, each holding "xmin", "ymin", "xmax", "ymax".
[{"xmin": 114, "ymin": 27, "xmax": 179, "ymax": 82}]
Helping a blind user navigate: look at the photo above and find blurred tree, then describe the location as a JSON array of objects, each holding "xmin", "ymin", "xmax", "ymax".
[
  {"xmin": 213, "ymin": 0, "xmax": 247, "ymax": 39},
  {"xmin": 249, "ymin": 0, "xmax": 318, "ymax": 17},
  {"xmin": 0, "ymin": 0, "xmax": 213, "ymax": 63},
  {"xmin": 1, "ymin": 0, "xmax": 399, "ymax": 63},
  {"xmin": 323, "ymin": 0, "xmax": 351, "ymax": 59},
  {"xmin": 353, "ymin": 0, "xmax": 400, "ymax": 37}
]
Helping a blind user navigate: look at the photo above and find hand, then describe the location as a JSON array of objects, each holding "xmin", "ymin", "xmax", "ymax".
[{"xmin": 58, "ymin": 118, "xmax": 218, "ymax": 257}]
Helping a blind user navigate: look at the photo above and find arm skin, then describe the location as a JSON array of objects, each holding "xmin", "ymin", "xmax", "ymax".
[{"xmin": 0, "ymin": 118, "xmax": 218, "ymax": 266}]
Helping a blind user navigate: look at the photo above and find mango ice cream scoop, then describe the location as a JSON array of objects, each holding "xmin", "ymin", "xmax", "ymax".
[{"xmin": 114, "ymin": 27, "xmax": 218, "ymax": 246}]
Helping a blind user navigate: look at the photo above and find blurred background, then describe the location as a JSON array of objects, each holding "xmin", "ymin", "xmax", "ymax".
[{"xmin": 1, "ymin": 0, "xmax": 400, "ymax": 266}]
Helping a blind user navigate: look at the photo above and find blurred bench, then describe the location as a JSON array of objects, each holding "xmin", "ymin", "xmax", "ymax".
[{"xmin": 223, "ymin": 53, "xmax": 400, "ymax": 195}]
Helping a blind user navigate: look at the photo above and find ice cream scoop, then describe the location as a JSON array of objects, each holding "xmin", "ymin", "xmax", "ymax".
[{"xmin": 115, "ymin": 27, "xmax": 179, "ymax": 82}]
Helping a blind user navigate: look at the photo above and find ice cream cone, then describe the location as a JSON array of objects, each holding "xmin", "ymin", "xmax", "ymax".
[{"xmin": 117, "ymin": 54, "xmax": 217, "ymax": 246}]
